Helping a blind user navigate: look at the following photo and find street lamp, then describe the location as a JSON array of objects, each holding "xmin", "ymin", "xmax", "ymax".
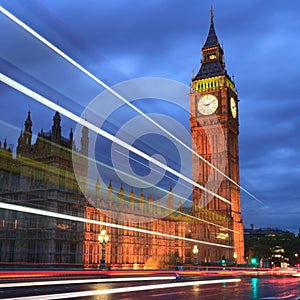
[
  {"xmin": 192, "ymin": 245, "xmax": 199, "ymax": 269},
  {"xmin": 98, "ymin": 229, "xmax": 109, "ymax": 270},
  {"xmin": 295, "ymin": 253, "xmax": 298, "ymax": 266},
  {"xmin": 233, "ymin": 252, "xmax": 238, "ymax": 265}
]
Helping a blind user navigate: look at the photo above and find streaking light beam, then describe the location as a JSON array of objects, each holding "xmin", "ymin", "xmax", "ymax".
[
  {"xmin": 0, "ymin": 72, "xmax": 231, "ymax": 206},
  {"xmin": 0, "ymin": 276, "xmax": 176, "ymax": 289},
  {"xmin": 0, "ymin": 119, "xmax": 237, "ymax": 234},
  {"xmin": 0, "ymin": 5, "xmax": 263, "ymax": 206},
  {"xmin": 0, "ymin": 201, "xmax": 233, "ymax": 249},
  {"xmin": 0, "ymin": 278, "xmax": 241, "ymax": 300}
]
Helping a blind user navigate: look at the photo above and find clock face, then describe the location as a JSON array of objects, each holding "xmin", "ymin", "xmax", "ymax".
[
  {"xmin": 197, "ymin": 94, "xmax": 218, "ymax": 115},
  {"xmin": 230, "ymin": 97, "xmax": 237, "ymax": 118}
]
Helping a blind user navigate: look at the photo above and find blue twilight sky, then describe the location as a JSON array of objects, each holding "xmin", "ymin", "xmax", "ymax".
[{"xmin": 1, "ymin": 0, "xmax": 300, "ymax": 233}]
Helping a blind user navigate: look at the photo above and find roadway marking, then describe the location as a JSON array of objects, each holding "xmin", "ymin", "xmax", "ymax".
[{"xmin": 0, "ymin": 278, "xmax": 241, "ymax": 300}]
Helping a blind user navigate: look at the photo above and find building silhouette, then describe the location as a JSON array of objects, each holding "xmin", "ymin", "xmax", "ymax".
[
  {"xmin": 0, "ymin": 10, "xmax": 244, "ymax": 268},
  {"xmin": 190, "ymin": 9, "xmax": 244, "ymax": 263}
]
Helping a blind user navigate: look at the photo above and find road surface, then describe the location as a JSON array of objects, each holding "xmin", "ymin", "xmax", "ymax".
[{"xmin": 0, "ymin": 276, "xmax": 299, "ymax": 299}]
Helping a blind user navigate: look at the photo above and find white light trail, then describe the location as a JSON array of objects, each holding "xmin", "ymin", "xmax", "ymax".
[
  {"xmin": 0, "ymin": 201, "xmax": 233, "ymax": 248},
  {"xmin": 113, "ymin": 149, "xmax": 237, "ymax": 232},
  {"xmin": 0, "ymin": 278, "xmax": 241, "ymax": 300},
  {"xmin": 0, "ymin": 118, "xmax": 237, "ymax": 234},
  {"xmin": 0, "ymin": 5, "xmax": 263, "ymax": 206},
  {"xmin": 0, "ymin": 73, "xmax": 231, "ymax": 206},
  {"xmin": 0, "ymin": 276, "xmax": 176, "ymax": 289}
]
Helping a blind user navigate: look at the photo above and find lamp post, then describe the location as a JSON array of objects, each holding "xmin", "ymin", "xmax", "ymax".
[
  {"xmin": 233, "ymin": 252, "xmax": 238, "ymax": 265},
  {"xmin": 192, "ymin": 245, "xmax": 199, "ymax": 269},
  {"xmin": 98, "ymin": 229, "xmax": 109, "ymax": 270}
]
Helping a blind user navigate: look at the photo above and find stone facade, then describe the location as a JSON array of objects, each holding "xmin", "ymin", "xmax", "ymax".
[
  {"xmin": 0, "ymin": 111, "xmax": 190, "ymax": 269},
  {"xmin": 0, "ymin": 12, "xmax": 244, "ymax": 268},
  {"xmin": 190, "ymin": 11, "xmax": 244, "ymax": 263}
]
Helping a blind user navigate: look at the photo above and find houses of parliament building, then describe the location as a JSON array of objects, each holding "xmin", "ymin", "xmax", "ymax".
[{"xmin": 0, "ymin": 12, "xmax": 244, "ymax": 269}]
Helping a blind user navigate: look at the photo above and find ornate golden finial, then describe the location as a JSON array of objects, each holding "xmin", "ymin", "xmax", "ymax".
[
  {"xmin": 108, "ymin": 179, "xmax": 112, "ymax": 191},
  {"xmin": 140, "ymin": 188, "xmax": 144, "ymax": 202},
  {"xmin": 96, "ymin": 176, "xmax": 100, "ymax": 199},
  {"xmin": 210, "ymin": 6, "xmax": 214, "ymax": 23},
  {"xmin": 119, "ymin": 182, "xmax": 124, "ymax": 199},
  {"xmin": 178, "ymin": 200, "xmax": 182, "ymax": 213},
  {"xmin": 130, "ymin": 187, "xmax": 134, "ymax": 196},
  {"xmin": 130, "ymin": 187, "xmax": 134, "ymax": 204}
]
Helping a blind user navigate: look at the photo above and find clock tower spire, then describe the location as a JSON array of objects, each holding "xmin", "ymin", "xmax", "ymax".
[
  {"xmin": 190, "ymin": 9, "xmax": 244, "ymax": 264},
  {"xmin": 194, "ymin": 7, "xmax": 225, "ymax": 80}
]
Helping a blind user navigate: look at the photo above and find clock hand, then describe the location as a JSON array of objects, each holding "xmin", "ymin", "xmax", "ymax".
[{"xmin": 204, "ymin": 100, "xmax": 215, "ymax": 106}]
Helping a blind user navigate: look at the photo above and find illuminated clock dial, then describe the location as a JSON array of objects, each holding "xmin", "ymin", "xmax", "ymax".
[
  {"xmin": 230, "ymin": 97, "xmax": 237, "ymax": 118},
  {"xmin": 197, "ymin": 94, "xmax": 218, "ymax": 115}
]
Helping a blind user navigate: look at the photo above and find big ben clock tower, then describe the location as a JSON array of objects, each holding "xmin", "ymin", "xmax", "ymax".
[{"xmin": 190, "ymin": 9, "xmax": 244, "ymax": 264}]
